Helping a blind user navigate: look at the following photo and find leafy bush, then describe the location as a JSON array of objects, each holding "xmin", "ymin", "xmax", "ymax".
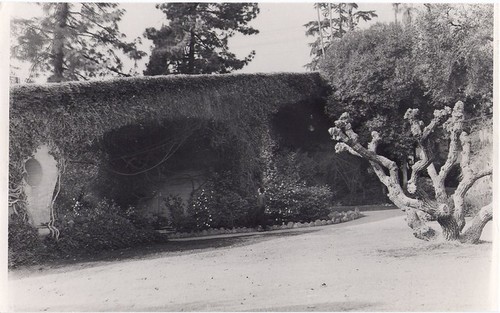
[
  {"xmin": 51, "ymin": 199, "xmax": 164, "ymax": 254},
  {"xmin": 123, "ymin": 204, "xmax": 170, "ymax": 231},
  {"xmin": 160, "ymin": 195, "xmax": 196, "ymax": 232},
  {"xmin": 266, "ymin": 181, "xmax": 332, "ymax": 224},
  {"xmin": 186, "ymin": 171, "xmax": 254, "ymax": 230},
  {"xmin": 264, "ymin": 151, "xmax": 333, "ymax": 224},
  {"xmin": 8, "ymin": 214, "xmax": 45, "ymax": 267}
]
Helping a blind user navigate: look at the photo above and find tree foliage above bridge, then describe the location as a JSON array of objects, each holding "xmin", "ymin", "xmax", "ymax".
[{"xmin": 144, "ymin": 3, "xmax": 260, "ymax": 75}]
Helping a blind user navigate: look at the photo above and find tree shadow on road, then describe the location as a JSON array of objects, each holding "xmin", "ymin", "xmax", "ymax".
[
  {"xmin": 13, "ymin": 229, "xmax": 319, "ymax": 274},
  {"xmin": 249, "ymin": 300, "xmax": 380, "ymax": 312},
  {"xmin": 375, "ymin": 240, "xmax": 492, "ymax": 259}
]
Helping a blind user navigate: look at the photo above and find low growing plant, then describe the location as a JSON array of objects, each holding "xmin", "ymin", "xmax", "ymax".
[
  {"xmin": 8, "ymin": 214, "xmax": 46, "ymax": 267},
  {"xmin": 187, "ymin": 171, "xmax": 254, "ymax": 230},
  {"xmin": 263, "ymin": 150, "xmax": 333, "ymax": 224},
  {"xmin": 51, "ymin": 198, "xmax": 165, "ymax": 254}
]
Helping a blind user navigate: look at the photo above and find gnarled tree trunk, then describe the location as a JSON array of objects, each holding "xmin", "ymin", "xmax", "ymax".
[
  {"xmin": 329, "ymin": 101, "xmax": 492, "ymax": 243},
  {"xmin": 460, "ymin": 203, "xmax": 493, "ymax": 244},
  {"xmin": 406, "ymin": 208, "xmax": 437, "ymax": 241}
]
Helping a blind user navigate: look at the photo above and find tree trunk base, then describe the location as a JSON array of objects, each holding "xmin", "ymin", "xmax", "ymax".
[
  {"xmin": 406, "ymin": 209, "xmax": 437, "ymax": 241},
  {"xmin": 437, "ymin": 214, "xmax": 460, "ymax": 241}
]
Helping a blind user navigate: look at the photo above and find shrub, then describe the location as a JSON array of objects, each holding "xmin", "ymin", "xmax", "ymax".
[
  {"xmin": 264, "ymin": 151, "xmax": 333, "ymax": 224},
  {"xmin": 8, "ymin": 214, "xmax": 45, "ymax": 267},
  {"xmin": 187, "ymin": 171, "xmax": 254, "ymax": 231},
  {"xmin": 162, "ymin": 195, "xmax": 197, "ymax": 232},
  {"xmin": 51, "ymin": 199, "xmax": 164, "ymax": 254},
  {"xmin": 290, "ymin": 185, "xmax": 333, "ymax": 221},
  {"xmin": 266, "ymin": 181, "xmax": 332, "ymax": 224}
]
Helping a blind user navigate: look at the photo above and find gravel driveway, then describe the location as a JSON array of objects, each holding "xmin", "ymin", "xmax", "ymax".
[{"xmin": 7, "ymin": 209, "xmax": 495, "ymax": 311}]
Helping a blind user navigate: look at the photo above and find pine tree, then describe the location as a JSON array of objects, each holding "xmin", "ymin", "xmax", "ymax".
[
  {"xmin": 144, "ymin": 3, "xmax": 259, "ymax": 75},
  {"xmin": 11, "ymin": 3, "xmax": 146, "ymax": 82}
]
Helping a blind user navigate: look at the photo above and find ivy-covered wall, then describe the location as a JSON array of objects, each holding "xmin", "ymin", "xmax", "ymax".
[
  {"xmin": 9, "ymin": 72, "xmax": 330, "ymax": 227},
  {"xmin": 10, "ymin": 72, "xmax": 329, "ymax": 157}
]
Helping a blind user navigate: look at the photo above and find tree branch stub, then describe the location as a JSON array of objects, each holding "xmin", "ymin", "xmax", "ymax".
[
  {"xmin": 404, "ymin": 106, "xmax": 452, "ymax": 196},
  {"xmin": 330, "ymin": 114, "xmax": 427, "ymax": 214},
  {"xmin": 330, "ymin": 99, "xmax": 492, "ymax": 243}
]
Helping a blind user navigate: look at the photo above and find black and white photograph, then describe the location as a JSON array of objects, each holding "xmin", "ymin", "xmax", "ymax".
[{"xmin": 3, "ymin": 1, "xmax": 497, "ymax": 311}]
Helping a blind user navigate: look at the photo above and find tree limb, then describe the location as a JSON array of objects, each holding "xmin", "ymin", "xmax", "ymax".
[
  {"xmin": 437, "ymin": 101, "xmax": 465, "ymax": 189},
  {"xmin": 404, "ymin": 107, "xmax": 451, "ymax": 195},
  {"xmin": 330, "ymin": 114, "xmax": 427, "ymax": 213},
  {"xmin": 455, "ymin": 168, "xmax": 492, "ymax": 200},
  {"xmin": 460, "ymin": 203, "xmax": 493, "ymax": 244}
]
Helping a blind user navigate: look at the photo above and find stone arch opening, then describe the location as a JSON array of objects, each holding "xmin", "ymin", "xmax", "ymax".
[
  {"xmin": 22, "ymin": 145, "xmax": 59, "ymax": 228},
  {"xmin": 25, "ymin": 158, "xmax": 43, "ymax": 187},
  {"xmin": 94, "ymin": 118, "xmax": 235, "ymax": 219}
]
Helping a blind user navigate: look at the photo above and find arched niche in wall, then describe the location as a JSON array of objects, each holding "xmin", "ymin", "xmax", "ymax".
[
  {"xmin": 25, "ymin": 158, "xmax": 43, "ymax": 187},
  {"xmin": 23, "ymin": 145, "xmax": 59, "ymax": 228}
]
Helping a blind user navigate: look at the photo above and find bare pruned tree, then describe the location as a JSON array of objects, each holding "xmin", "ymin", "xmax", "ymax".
[{"xmin": 329, "ymin": 101, "xmax": 492, "ymax": 243}]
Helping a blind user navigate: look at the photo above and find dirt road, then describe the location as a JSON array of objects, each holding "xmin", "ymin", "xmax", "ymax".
[{"xmin": 8, "ymin": 210, "xmax": 496, "ymax": 311}]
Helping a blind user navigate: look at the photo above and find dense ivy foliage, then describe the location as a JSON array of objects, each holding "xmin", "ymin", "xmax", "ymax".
[
  {"xmin": 9, "ymin": 73, "xmax": 330, "ymax": 264},
  {"xmin": 8, "ymin": 214, "xmax": 45, "ymax": 266},
  {"xmin": 10, "ymin": 72, "xmax": 328, "ymax": 207}
]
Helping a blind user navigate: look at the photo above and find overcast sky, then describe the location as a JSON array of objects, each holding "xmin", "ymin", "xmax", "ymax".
[{"xmin": 9, "ymin": 2, "xmax": 396, "ymax": 80}]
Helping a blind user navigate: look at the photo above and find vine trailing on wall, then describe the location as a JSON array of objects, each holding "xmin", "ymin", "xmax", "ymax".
[
  {"xmin": 9, "ymin": 73, "xmax": 330, "ymax": 227},
  {"xmin": 47, "ymin": 155, "xmax": 65, "ymax": 240}
]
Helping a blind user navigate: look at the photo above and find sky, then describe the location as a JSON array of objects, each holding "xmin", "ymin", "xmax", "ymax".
[{"xmin": 9, "ymin": 2, "xmax": 396, "ymax": 81}]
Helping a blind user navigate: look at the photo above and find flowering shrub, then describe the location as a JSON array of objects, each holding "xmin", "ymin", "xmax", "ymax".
[
  {"xmin": 188, "ymin": 171, "xmax": 253, "ymax": 230},
  {"xmin": 50, "ymin": 199, "xmax": 164, "ymax": 254},
  {"xmin": 262, "ymin": 137, "xmax": 333, "ymax": 224},
  {"xmin": 265, "ymin": 178, "xmax": 333, "ymax": 224},
  {"xmin": 190, "ymin": 187, "xmax": 215, "ymax": 230}
]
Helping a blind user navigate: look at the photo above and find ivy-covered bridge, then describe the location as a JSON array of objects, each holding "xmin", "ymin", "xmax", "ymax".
[{"xmin": 11, "ymin": 72, "xmax": 359, "ymax": 234}]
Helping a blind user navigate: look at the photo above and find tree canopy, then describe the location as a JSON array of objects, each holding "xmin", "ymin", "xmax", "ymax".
[
  {"xmin": 304, "ymin": 3, "xmax": 377, "ymax": 70},
  {"xmin": 412, "ymin": 4, "xmax": 493, "ymax": 114},
  {"xmin": 144, "ymin": 3, "xmax": 260, "ymax": 75},
  {"xmin": 319, "ymin": 4, "xmax": 493, "ymax": 162},
  {"xmin": 321, "ymin": 23, "xmax": 428, "ymax": 161},
  {"xmin": 324, "ymin": 3, "xmax": 493, "ymax": 243},
  {"xmin": 11, "ymin": 3, "xmax": 146, "ymax": 82}
]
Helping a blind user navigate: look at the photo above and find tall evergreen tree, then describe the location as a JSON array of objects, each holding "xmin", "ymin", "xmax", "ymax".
[
  {"xmin": 304, "ymin": 3, "xmax": 376, "ymax": 70},
  {"xmin": 11, "ymin": 3, "xmax": 146, "ymax": 82},
  {"xmin": 144, "ymin": 3, "xmax": 259, "ymax": 75}
]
